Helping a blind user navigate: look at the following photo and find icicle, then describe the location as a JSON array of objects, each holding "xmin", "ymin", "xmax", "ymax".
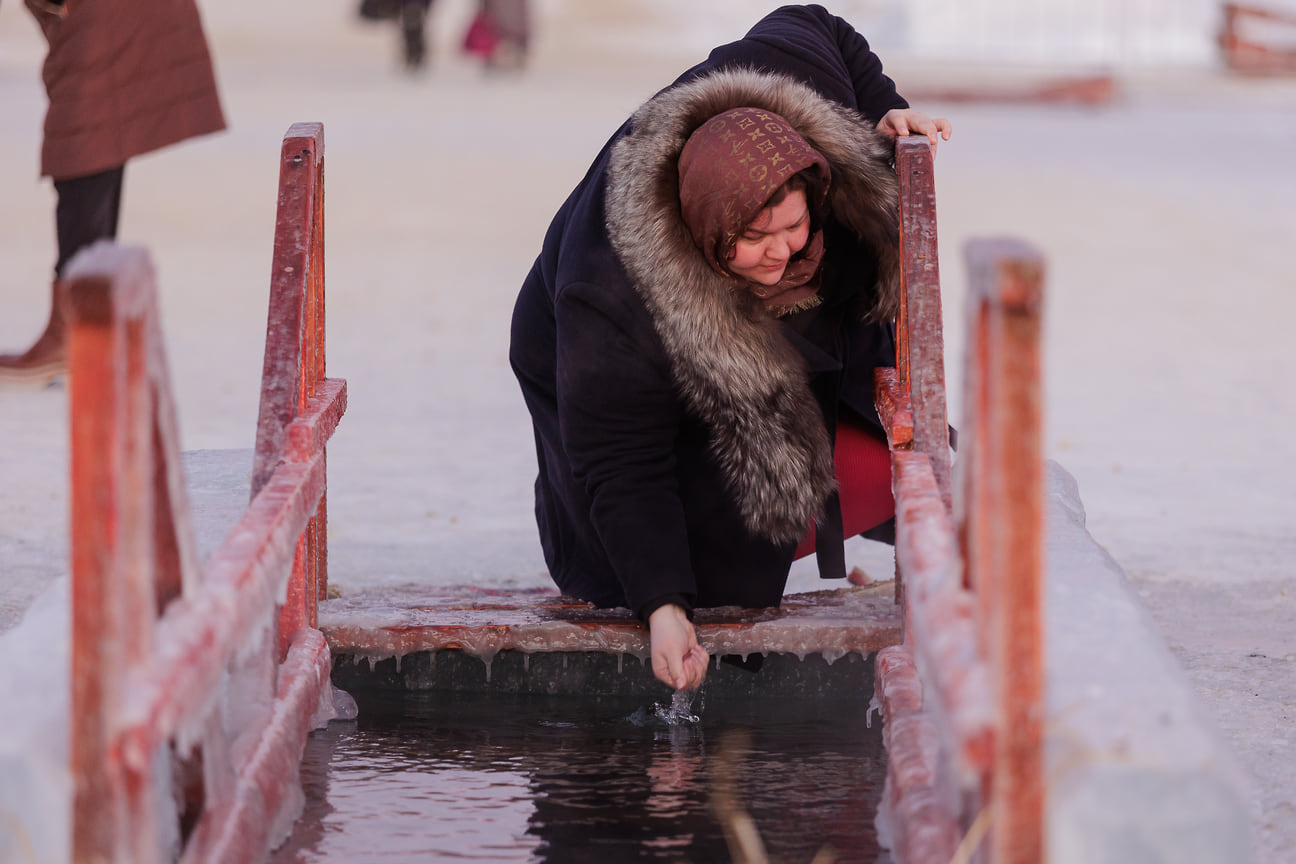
[
  {"xmin": 482, "ymin": 654, "xmax": 494, "ymax": 683},
  {"xmin": 822, "ymin": 648, "xmax": 846, "ymax": 666},
  {"xmin": 875, "ymin": 784, "xmax": 896, "ymax": 851},
  {"xmin": 616, "ymin": 653, "xmax": 624, "ymax": 674},
  {"xmin": 867, "ymin": 688, "xmax": 882, "ymax": 729},
  {"xmin": 394, "ymin": 654, "xmax": 403, "ymax": 674},
  {"xmin": 522, "ymin": 653, "xmax": 530, "ymax": 673},
  {"xmin": 331, "ymin": 686, "xmax": 359, "ymax": 721}
]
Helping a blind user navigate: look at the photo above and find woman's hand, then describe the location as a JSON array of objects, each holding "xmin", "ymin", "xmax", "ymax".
[
  {"xmin": 877, "ymin": 109, "xmax": 952, "ymax": 152},
  {"xmin": 648, "ymin": 603, "xmax": 709, "ymax": 691}
]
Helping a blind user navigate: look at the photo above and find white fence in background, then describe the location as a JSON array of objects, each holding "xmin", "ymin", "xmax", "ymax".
[
  {"xmin": 633, "ymin": 0, "xmax": 1296, "ymax": 68},
  {"xmin": 902, "ymin": 0, "xmax": 1221, "ymax": 66}
]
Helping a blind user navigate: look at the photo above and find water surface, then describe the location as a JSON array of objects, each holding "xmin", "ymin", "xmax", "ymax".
[{"xmin": 271, "ymin": 688, "xmax": 889, "ymax": 863}]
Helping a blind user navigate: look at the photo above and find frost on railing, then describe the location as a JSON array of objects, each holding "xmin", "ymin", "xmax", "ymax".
[
  {"xmin": 64, "ymin": 123, "xmax": 347, "ymax": 864},
  {"xmin": 872, "ymin": 137, "xmax": 1046, "ymax": 864}
]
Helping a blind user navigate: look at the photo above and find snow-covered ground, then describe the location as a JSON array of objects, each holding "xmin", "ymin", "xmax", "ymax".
[{"xmin": 1, "ymin": 1, "xmax": 1293, "ymax": 861}]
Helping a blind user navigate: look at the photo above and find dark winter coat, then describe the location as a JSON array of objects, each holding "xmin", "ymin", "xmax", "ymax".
[
  {"xmin": 26, "ymin": 0, "xmax": 226, "ymax": 180},
  {"xmin": 509, "ymin": 4, "xmax": 907, "ymax": 619}
]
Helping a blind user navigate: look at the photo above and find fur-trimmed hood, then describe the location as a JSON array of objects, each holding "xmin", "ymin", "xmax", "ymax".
[{"xmin": 604, "ymin": 68, "xmax": 899, "ymax": 543}]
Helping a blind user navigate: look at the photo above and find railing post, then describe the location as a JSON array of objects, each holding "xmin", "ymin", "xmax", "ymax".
[
  {"xmin": 895, "ymin": 137, "xmax": 952, "ymax": 512},
  {"xmin": 309, "ymin": 138, "xmax": 328, "ymax": 607},
  {"xmin": 961, "ymin": 238, "xmax": 1046, "ymax": 864},
  {"xmin": 63, "ymin": 246, "xmax": 176, "ymax": 863},
  {"xmin": 253, "ymin": 122, "xmax": 330, "ymax": 659},
  {"xmin": 65, "ymin": 266, "xmax": 126, "ymax": 863}
]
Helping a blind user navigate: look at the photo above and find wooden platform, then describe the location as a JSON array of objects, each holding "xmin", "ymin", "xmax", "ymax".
[{"xmin": 319, "ymin": 583, "xmax": 902, "ymax": 665}]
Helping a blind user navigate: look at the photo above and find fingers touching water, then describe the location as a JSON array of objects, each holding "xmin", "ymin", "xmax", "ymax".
[{"xmin": 648, "ymin": 603, "xmax": 709, "ymax": 691}]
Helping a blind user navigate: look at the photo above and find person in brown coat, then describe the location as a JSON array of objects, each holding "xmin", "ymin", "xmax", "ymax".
[{"xmin": 1, "ymin": 0, "xmax": 226, "ymax": 380}]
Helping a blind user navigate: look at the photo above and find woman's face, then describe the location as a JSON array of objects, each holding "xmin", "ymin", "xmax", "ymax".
[{"xmin": 726, "ymin": 189, "xmax": 811, "ymax": 288}]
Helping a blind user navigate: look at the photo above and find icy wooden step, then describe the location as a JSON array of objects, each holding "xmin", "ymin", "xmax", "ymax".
[
  {"xmin": 320, "ymin": 583, "xmax": 902, "ymax": 697},
  {"xmin": 320, "ymin": 583, "xmax": 900, "ymax": 664}
]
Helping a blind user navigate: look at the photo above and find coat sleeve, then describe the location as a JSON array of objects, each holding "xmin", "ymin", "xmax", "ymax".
[
  {"xmin": 814, "ymin": 5, "xmax": 911, "ymax": 120},
  {"xmin": 554, "ymin": 284, "xmax": 698, "ymax": 618},
  {"xmin": 729, "ymin": 4, "xmax": 910, "ymax": 122}
]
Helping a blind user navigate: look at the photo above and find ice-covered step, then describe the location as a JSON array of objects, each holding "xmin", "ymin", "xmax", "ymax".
[{"xmin": 321, "ymin": 583, "xmax": 901, "ymax": 697}]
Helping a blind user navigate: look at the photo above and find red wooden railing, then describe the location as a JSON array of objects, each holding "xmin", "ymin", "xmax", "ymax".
[
  {"xmin": 64, "ymin": 122, "xmax": 345, "ymax": 863},
  {"xmin": 872, "ymin": 138, "xmax": 1046, "ymax": 864},
  {"xmin": 961, "ymin": 238, "xmax": 1046, "ymax": 864},
  {"xmin": 253, "ymin": 122, "xmax": 341, "ymax": 662},
  {"xmin": 894, "ymin": 137, "xmax": 952, "ymax": 512}
]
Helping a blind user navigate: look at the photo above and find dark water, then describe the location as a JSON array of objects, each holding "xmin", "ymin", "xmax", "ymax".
[{"xmin": 271, "ymin": 689, "xmax": 890, "ymax": 863}]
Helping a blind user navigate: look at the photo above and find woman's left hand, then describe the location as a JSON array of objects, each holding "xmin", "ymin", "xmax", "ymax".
[{"xmin": 877, "ymin": 109, "xmax": 952, "ymax": 152}]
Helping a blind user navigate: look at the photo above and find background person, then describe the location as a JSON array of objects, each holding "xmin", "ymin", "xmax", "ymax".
[
  {"xmin": 509, "ymin": 4, "xmax": 950, "ymax": 692},
  {"xmin": 359, "ymin": 0, "xmax": 530, "ymax": 72},
  {"xmin": 0, "ymin": 0, "xmax": 226, "ymax": 381}
]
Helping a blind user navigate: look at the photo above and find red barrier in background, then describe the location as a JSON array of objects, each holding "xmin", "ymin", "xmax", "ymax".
[
  {"xmin": 64, "ymin": 122, "xmax": 345, "ymax": 863},
  {"xmin": 872, "ymin": 139, "xmax": 1045, "ymax": 864},
  {"xmin": 1220, "ymin": 3, "xmax": 1296, "ymax": 75}
]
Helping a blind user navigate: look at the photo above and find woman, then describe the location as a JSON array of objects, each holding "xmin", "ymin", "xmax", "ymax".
[{"xmin": 509, "ymin": 5, "xmax": 950, "ymax": 692}]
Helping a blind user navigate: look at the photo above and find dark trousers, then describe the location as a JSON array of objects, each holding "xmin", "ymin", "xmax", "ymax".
[{"xmin": 53, "ymin": 165, "xmax": 124, "ymax": 278}]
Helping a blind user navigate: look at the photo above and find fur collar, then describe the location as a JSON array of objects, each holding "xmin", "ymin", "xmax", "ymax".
[{"xmin": 604, "ymin": 68, "xmax": 899, "ymax": 542}]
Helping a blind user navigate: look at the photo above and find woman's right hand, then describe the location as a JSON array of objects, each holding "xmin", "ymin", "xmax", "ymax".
[
  {"xmin": 648, "ymin": 603, "xmax": 709, "ymax": 691},
  {"xmin": 877, "ymin": 108, "xmax": 952, "ymax": 152}
]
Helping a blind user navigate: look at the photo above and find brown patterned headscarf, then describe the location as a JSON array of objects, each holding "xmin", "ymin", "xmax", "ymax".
[{"xmin": 678, "ymin": 107, "xmax": 831, "ymax": 292}]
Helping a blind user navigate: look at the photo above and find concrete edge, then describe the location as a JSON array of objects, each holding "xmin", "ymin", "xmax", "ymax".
[{"xmin": 1044, "ymin": 459, "xmax": 1254, "ymax": 863}]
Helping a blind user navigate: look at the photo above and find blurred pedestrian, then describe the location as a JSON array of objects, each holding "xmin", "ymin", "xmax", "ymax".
[
  {"xmin": 509, "ymin": 4, "xmax": 950, "ymax": 692},
  {"xmin": 464, "ymin": 0, "xmax": 530, "ymax": 71},
  {"xmin": 360, "ymin": 0, "xmax": 529, "ymax": 72},
  {"xmin": 0, "ymin": 0, "xmax": 226, "ymax": 381}
]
